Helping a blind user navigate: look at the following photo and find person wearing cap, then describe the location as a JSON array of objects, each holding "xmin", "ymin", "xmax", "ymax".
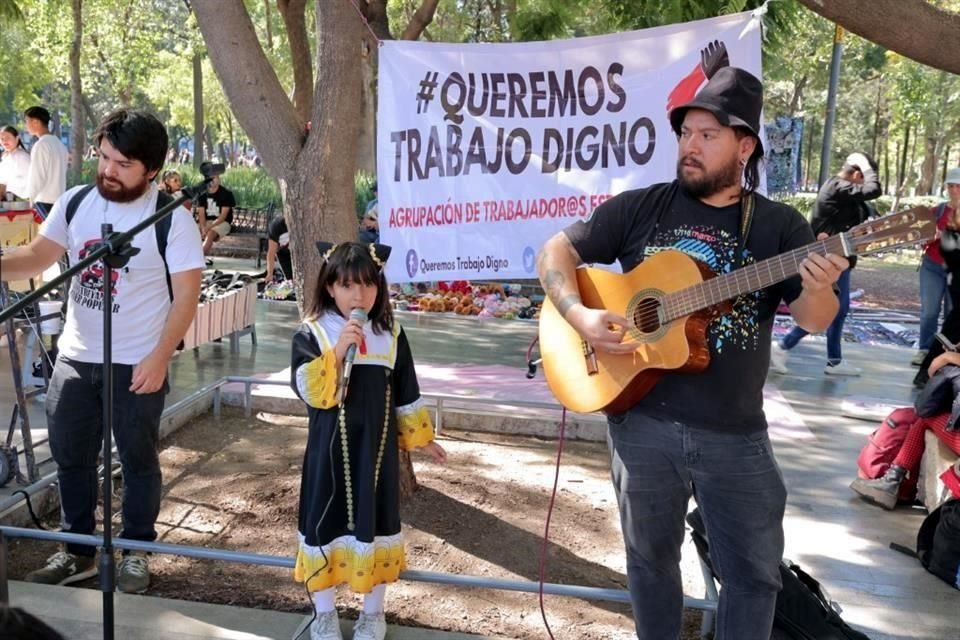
[
  {"xmin": 23, "ymin": 106, "xmax": 68, "ymax": 215},
  {"xmin": 914, "ymin": 170, "xmax": 960, "ymax": 388},
  {"xmin": 912, "ymin": 167, "xmax": 960, "ymax": 367},
  {"xmin": 195, "ymin": 162, "xmax": 236, "ymax": 258},
  {"xmin": 537, "ymin": 66, "xmax": 848, "ymax": 640},
  {"xmin": 770, "ymin": 151, "xmax": 882, "ymax": 377}
]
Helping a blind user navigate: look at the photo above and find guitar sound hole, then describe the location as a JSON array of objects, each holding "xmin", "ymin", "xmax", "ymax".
[{"xmin": 632, "ymin": 297, "xmax": 662, "ymax": 334}]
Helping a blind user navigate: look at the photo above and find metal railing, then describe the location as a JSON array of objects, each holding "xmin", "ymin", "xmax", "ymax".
[{"xmin": 0, "ymin": 374, "xmax": 719, "ymax": 638}]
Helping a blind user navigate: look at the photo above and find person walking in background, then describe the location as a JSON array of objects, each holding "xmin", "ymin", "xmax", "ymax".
[
  {"xmin": 23, "ymin": 106, "xmax": 67, "ymax": 216},
  {"xmin": 291, "ymin": 242, "xmax": 446, "ymax": 640},
  {"xmin": 0, "ymin": 109, "xmax": 204, "ymax": 594},
  {"xmin": 0, "ymin": 125, "xmax": 31, "ymax": 201},
  {"xmin": 913, "ymin": 167, "xmax": 960, "ymax": 366},
  {"xmin": 770, "ymin": 151, "xmax": 881, "ymax": 377}
]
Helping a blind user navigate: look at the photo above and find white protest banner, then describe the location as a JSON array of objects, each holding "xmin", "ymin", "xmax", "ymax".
[{"xmin": 378, "ymin": 11, "xmax": 764, "ymax": 283}]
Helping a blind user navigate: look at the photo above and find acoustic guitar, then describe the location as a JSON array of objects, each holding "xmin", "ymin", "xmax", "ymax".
[{"xmin": 539, "ymin": 208, "xmax": 936, "ymax": 414}]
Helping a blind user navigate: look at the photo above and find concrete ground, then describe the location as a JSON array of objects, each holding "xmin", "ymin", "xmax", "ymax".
[{"xmin": 1, "ymin": 260, "xmax": 956, "ymax": 639}]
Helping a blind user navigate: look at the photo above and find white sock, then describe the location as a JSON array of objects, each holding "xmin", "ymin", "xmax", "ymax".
[
  {"xmin": 312, "ymin": 587, "xmax": 336, "ymax": 613},
  {"xmin": 362, "ymin": 584, "xmax": 386, "ymax": 614}
]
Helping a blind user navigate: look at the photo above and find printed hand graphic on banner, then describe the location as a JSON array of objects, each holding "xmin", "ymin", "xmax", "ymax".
[
  {"xmin": 665, "ymin": 39, "xmax": 730, "ymax": 114},
  {"xmin": 699, "ymin": 40, "xmax": 729, "ymax": 79}
]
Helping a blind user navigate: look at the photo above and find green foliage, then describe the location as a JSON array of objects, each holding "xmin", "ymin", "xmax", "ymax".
[
  {"xmin": 355, "ymin": 171, "xmax": 377, "ymax": 220},
  {"xmin": 216, "ymin": 166, "xmax": 281, "ymax": 209},
  {"xmin": 771, "ymin": 191, "xmax": 943, "ymax": 221}
]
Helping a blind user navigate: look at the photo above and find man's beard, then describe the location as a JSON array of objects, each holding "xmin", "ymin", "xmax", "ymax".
[
  {"xmin": 677, "ymin": 154, "xmax": 740, "ymax": 199},
  {"xmin": 96, "ymin": 172, "xmax": 149, "ymax": 203}
]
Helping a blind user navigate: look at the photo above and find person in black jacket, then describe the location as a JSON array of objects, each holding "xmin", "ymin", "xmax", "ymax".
[{"xmin": 770, "ymin": 152, "xmax": 881, "ymax": 377}]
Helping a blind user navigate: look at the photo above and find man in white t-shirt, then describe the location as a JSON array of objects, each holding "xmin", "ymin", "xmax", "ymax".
[
  {"xmin": 0, "ymin": 109, "xmax": 204, "ymax": 594},
  {"xmin": 23, "ymin": 106, "xmax": 68, "ymax": 215}
]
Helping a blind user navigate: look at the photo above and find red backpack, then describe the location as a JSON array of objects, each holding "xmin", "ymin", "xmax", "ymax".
[{"xmin": 856, "ymin": 407, "xmax": 919, "ymax": 501}]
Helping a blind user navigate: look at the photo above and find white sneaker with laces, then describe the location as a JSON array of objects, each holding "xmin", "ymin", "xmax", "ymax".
[
  {"xmin": 768, "ymin": 342, "xmax": 789, "ymax": 374},
  {"xmin": 310, "ymin": 610, "xmax": 343, "ymax": 640},
  {"xmin": 824, "ymin": 361, "xmax": 861, "ymax": 376},
  {"xmin": 353, "ymin": 612, "xmax": 387, "ymax": 640}
]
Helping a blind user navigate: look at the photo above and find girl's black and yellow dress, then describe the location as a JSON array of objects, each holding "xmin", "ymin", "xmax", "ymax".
[{"xmin": 290, "ymin": 312, "xmax": 434, "ymax": 593}]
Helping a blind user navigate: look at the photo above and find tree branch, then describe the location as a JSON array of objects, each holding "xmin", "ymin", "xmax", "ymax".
[
  {"xmin": 192, "ymin": 0, "xmax": 302, "ymax": 179},
  {"xmin": 277, "ymin": 0, "xmax": 313, "ymax": 124},
  {"xmin": 401, "ymin": 0, "xmax": 440, "ymax": 41},
  {"xmin": 797, "ymin": 0, "xmax": 960, "ymax": 75}
]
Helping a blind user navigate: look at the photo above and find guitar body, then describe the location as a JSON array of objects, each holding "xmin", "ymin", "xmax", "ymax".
[{"xmin": 540, "ymin": 250, "xmax": 719, "ymax": 415}]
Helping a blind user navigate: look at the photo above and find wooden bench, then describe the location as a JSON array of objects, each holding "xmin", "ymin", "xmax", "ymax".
[
  {"xmin": 919, "ymin": 430, "xmax": 960, "ymax": 510},
  {"xmin": 209, "ymin": 203, "xmax": 277, "ymax": 267}
]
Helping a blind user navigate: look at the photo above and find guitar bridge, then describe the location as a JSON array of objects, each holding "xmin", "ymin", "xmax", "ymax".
[{"xmin": 581, "ymin": 340, "xmax": 599, "ymax": 376}]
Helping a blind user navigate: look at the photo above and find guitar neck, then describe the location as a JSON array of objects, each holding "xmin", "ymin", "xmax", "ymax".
[{"xmin": 661, "ymin": 234, "xmax": 847, "ymax": 321}]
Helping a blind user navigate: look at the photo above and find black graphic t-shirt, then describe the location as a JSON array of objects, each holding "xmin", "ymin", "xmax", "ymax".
[
  {"xmin": 564, "ymin": 181, "xmax": 814, "ymax": 433},
  {"xmin": 200, "ymin": 186, "xmax": 236, "ymax": 223}
]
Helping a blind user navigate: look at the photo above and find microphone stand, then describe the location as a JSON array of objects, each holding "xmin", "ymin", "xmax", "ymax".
[{"xmin": 0, "ymin": 178, "xmax": 212, "ymax": 640}]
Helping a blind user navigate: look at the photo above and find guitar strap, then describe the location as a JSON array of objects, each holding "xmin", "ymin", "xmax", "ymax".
[{"xmin": 735, "ymin": 192, "xmax": 755, "ymax": 270}]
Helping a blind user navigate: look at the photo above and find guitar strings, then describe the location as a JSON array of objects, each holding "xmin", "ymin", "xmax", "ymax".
[{"xmin": 622, "ymin": 217, "xmax": 928, "ymax": 330}]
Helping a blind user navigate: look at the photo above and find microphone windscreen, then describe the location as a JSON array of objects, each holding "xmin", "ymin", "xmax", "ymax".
[{"xmin": 350, "ymin": 308, "xmax": 368, "ymax": 323}]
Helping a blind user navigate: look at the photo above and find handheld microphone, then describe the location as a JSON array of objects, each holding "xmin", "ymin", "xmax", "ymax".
[{"xmin": 339, "ymin": 308, "xmax": 368, "ymax": 403}]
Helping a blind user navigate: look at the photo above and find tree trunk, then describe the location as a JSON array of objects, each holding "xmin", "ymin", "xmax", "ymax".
[
  {"xmin": 277, "ymin": 0, "xmax": 313, "ymax": 124},
  {"xmin": 193, "ymin": 53, "xmax": 203, "ymax": 169},
  {"xmin": 871, "ymin": 77, "xmax": 883, "ymax": 159},
  {"xmin": 398, "ymin": 452, "xmax": 418, "ymax": 499},
  {"xmin": 355, "ymin": 45, "xmax": 377, "ymax": 176},
  {"xmin": 68, "ymin": 0, "xmax": 84, "ymax": 185},
  {"xmin": 918, "ymin": 131, "xmax": 938, "ymax": 196},
  {"xmin": 788, "ymin": 74, "xmax": 807, "ymax": 117},
  {"xmin": 798, "ymin": 0, "xmax": 960, "ymax": 75}
]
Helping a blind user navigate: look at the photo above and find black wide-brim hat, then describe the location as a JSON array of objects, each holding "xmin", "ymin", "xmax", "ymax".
[{"xmin": 669, "ymin": 66, "xmax": 764, "ymax": 153}]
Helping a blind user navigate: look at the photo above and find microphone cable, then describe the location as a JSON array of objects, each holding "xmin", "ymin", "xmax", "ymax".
[{"xmin": 537, "ymin": 406, "xmax": 565, "ymax": 640}]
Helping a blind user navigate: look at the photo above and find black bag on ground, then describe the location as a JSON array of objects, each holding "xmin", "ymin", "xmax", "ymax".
[
  {"xmin": 687, "ymin": 509, "xmax": 871, "ymax": 640},
  {"xmin": 916, "ymin": 499, "xmax": 960, "ymax": 589}
]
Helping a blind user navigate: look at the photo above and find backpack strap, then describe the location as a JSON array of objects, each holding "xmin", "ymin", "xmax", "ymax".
[
  {"xmin": 155, "ymin": 190, "xmax": 174, "ymax": 302},
  {"xmin": 66, "ymin": 185, "xmax": 175, "ymax": 301},
  {"xmin": 64, "ymin": 184, "xmax": 97, "ymax": 225}
]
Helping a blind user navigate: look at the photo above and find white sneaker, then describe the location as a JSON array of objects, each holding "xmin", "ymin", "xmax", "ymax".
[
  {"xmin": 824, "ymin": 361, "xmax": 861, "ymax": 376},
  {"xmin": 310, "ymin": 610, "xmax": 343, "ymax": 640},
  {"xmin": 353, "ymin": 612, "xmax": 387, "ymax": 640},
  {"xmin": 769, "ymin": 342, "xmax": 789, "ymax": 374},
  {"xmin": 911, "ymin": 350, "xmax": 928, "ymax": 367}
]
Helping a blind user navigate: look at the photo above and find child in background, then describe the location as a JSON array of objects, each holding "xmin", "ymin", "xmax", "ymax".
[{"xmin": 290, "ymin": 241, "xmax": 446, "ymax": 640}]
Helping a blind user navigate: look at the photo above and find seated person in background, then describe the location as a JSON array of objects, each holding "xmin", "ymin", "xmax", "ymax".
[
  {"xmin": 158, "ymin": 170, "xmax": 192, "ymax": 211},
  {"xmin": 195, "ymin": 162, "xmax": 236, "ymax": 256},
  {"xmin": 852, "ymin": 350, "xmax": 960, "ymax": 509},
  {"xmin": 358, "ymin": 208, "xmax": 379, "ymax": 243},
  {"xmin": 266, "ymin": 214, "xmax": 292, "ymax": 281},
  {"xmin": 0, "ymin": 125, "xmax": 31, "ymax": 201}
]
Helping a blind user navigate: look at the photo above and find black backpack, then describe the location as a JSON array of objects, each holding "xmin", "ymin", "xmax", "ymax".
[
  {"xmin": 916, "ymin": 499, "xmax": 960, "ymax": 590},
  {"xmin": 687, "ymin": 509, "xmax": 871, "ymax": 640}
]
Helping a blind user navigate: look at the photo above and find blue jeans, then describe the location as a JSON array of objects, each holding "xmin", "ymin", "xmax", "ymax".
[
  {"xmin": 919, "ymin": 256, "xmax": 951, "ymax": 351},
  {"xmin": 781, "ymin": 267, "xmax": 851, "ymax": 364},
  {"xmin": 46, "ymin": 357, "xmax": 167, "ymax": 557},
  {"xmin": 607, "ymin": 411, "xmax": 786, "ymax": 640}
]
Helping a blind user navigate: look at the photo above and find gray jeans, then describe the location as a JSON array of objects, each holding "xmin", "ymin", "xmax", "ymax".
[{"xmin": 607, "ymin": 410, "xmax": 786, "ymax": 640}]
